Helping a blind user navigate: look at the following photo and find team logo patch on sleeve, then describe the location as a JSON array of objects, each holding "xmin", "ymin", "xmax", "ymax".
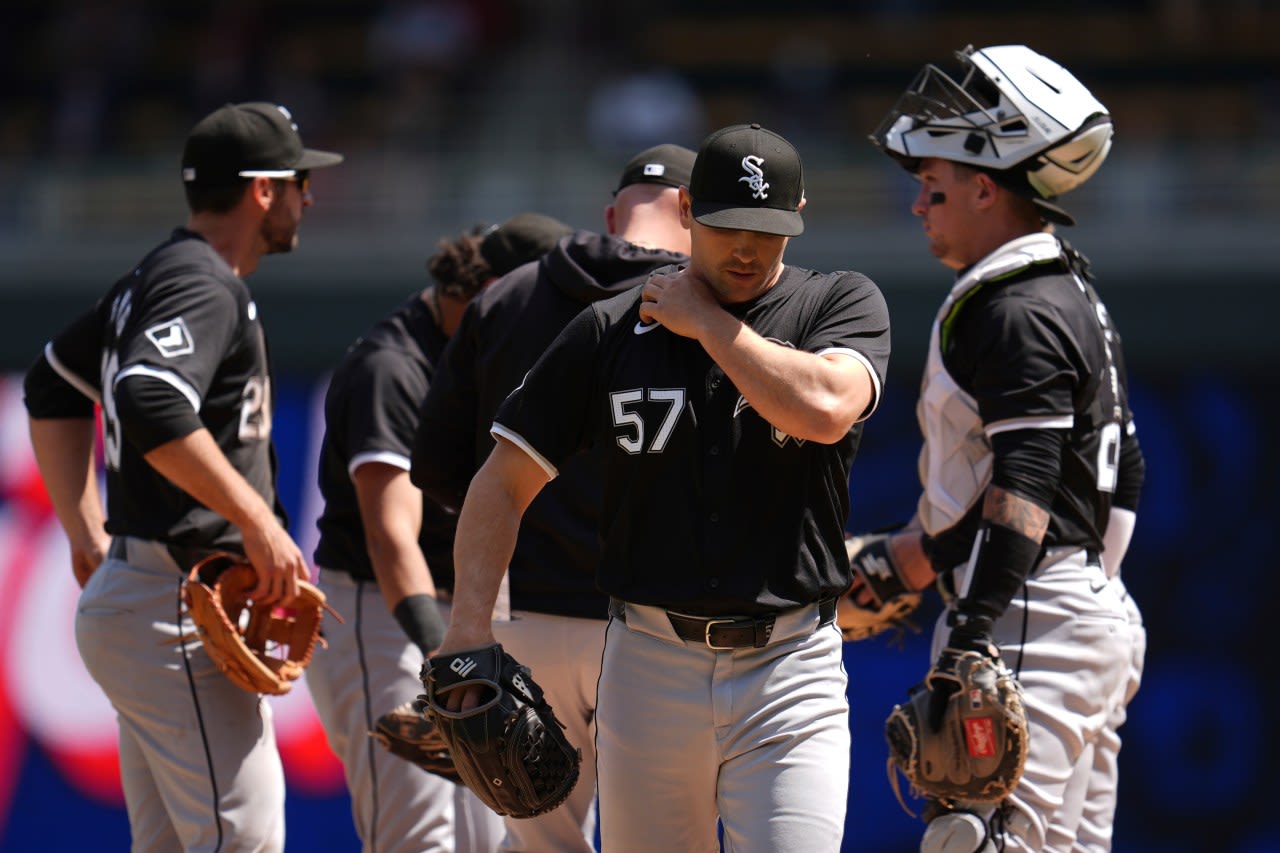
[{"xmin": 144, "ymin": 318, "xmax": 195, "ymax": 358}]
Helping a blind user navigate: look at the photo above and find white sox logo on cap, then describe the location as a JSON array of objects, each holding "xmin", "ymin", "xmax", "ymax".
[
  {"xmin": 688, "ymin": 123, "xmax": 804, "ymax": 236},
  {"xmin": 739, "ymin": 155, "xmax": 769, "ymax": 200}
]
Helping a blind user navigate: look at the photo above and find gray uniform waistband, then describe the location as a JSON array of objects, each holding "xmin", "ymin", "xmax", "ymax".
[{"xmin": 109, "ymin": 536, "xmax": 230, "ymax": 577}]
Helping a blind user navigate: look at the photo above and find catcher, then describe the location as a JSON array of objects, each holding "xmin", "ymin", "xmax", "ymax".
[{"xmin": 865, "ymin": 45, "xmax": 1146, "ymax": 852}]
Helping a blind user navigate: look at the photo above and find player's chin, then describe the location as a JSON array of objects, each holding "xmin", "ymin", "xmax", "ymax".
[{"xmin": 266, "ymin": 234, "xmax": 299, "ymax": 255}]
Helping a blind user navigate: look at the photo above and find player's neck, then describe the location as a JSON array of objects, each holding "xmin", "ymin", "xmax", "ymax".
[{"xmin": 186, "ymin": 212, "xmax": 264, "ymax": 278}]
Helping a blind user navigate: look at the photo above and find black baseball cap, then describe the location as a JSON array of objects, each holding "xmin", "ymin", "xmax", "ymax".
[
  {"xmin": 688, "ymin": 123, "xmax": 804, "ymax": 236},
  {"xmin": 181, "ymin": 102, "xmax": 343, "ymax": 185},
  {"xmin": 480, "ymin": 212, "xmax": 574, "ymax": 277},
  {"xmin": 614, "ymin": 143, "xmax": 696, "ymax": 194}
]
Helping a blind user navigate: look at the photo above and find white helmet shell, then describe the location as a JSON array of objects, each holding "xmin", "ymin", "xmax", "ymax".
[{"xmin": 871, "ymin": 45, "xmax": 1113, "ymax": 199}]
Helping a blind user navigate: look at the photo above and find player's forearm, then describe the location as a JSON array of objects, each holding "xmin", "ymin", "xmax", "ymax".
[
  {"xmin": 889, "ymin": 530, "xmax": 936, "ymax": 591},
  {"xmin": 954, "ymin": 486, "xmax": 1049, "ymax": 624},
  {"xmin": 368, "ymin": 534, "xmax": 437, "ymax": 600},
  {"xmin": 28, "ymin": 416, "xmax": 108, "ymax": 549},
  {"xmin": 366, "ymin": 528, "xmax": 446, "ymax": 653},
  {"xmin": 449, "ymin": 475, "xmax": 522, "ymax": 635},
  {"xmin": 696, "ymin": 310, "xmax": 871, "ymax": 443},
  {"xmin": 354, "ymin": 464, "xmax": 438, "ymax": 606},
  {"xmin": 982, "ymin": 485, "xmax": 1049, "ymax": 543},
  {"xmin": 144, "ymin": 429, "xmax": 279, "ymax": 534},
  {"xmin": 445, "ymin": 440, "xmax": 547, "ymax": 646}
]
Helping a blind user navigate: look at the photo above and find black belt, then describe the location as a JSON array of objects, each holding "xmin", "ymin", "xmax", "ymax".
[{"xmin": 609, "ymin": 598, "xmax": 837, "ymax": 650}]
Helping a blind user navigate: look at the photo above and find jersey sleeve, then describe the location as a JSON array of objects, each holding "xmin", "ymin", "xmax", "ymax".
[
  {"xmin": 962, "ymin": 294, "xmax": 1080, "ymax": 434},
  {"xmin": 490, "ymin": 304, "xmax": 601, "ymax": 478},
  {"xmin": 802, "ymin": 271, "xmax": 891, "ymax": 420},
  {"xmin": 113, "ymin": 273, "xmax": 241, "ymax": 411},
  {"xmin": 24, "ymin": 304, "xmax": 106, "ymax": 418},
  {"xmin": 412, "ymin": 304, "xmax": 480, "ymax": 510},
  {"xmin": 329, "ymin": 344, "xmax": 429, "ymax": 478}
]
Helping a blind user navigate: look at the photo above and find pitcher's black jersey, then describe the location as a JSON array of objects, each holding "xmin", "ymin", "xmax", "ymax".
[
  {"xmin": 917, "ymin": 233, "xmax": 1135, "ymax": 570},
  {"xmin": 493, "ymin": 265, "xmax": 890, "ymax": 615},
  {"xmin": 24, "ymin": 228, "xmax": 281, "ymax": 550},
  {"xmin": 314, "ymin": 294, "xmax": 455, "ymax": 586}
]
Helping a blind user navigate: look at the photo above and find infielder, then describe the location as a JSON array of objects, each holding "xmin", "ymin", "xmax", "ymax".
[
  {"xmin": 23, "ymin": 102, "xmax": 340, "ymax": 851},
  {"xmin": 411, "ymin": 143, "xmax": 695, "ymax": 852},
  {"xmin": 306, "ymin": 214, "xmax": 571, "ymax": 852},
  {"xmin": 856, "ymin": 45, "xmax": 1146, "ymax": 851},
  {"xmin": 434, "ymin": 124, "xmax": 890, "ymax": 853}
]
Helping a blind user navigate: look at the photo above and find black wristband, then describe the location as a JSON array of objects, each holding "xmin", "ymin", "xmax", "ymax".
[
  {"xmin": 957, "ymin": 522, "xmax": 1043, "ymax": 623},
  {"xmin": 393, "ymin": 594, "xmax": 446, "ymax": 655},
  {"xmin": 945, "ymin": 612, "xmax": 996, "ymax": 653}
]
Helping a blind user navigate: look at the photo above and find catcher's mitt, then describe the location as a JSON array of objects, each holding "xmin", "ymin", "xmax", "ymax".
[
  {"xmin": 837, "ymin": 533, "xmax": 923, "ymax": 642},
  {"xmin": 181, "ymin": 552, "xmax": 335, "ymax": 696},
  {"xmin": 372, "ymin": 700, "xmax": 461, "ymax": 784},
  {"xmin": 420, "ymin": 643, "xmax": 580, "ymax": 819},
  {"xmin": 884, "ymin": 647, "xmax": 1029, "ymax": 813}
]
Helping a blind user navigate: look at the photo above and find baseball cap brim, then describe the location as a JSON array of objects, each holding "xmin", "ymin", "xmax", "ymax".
[
  {"xmin": 691, "ymin": 201, "xmax": 804, "ymax": 237},
  {"xmin": 296, "ymin": 148, "xmax": 344, "ymax": 170},
  {"xmin": 236, "ymin": 149, "xmax": 344, "ymax": 178}
]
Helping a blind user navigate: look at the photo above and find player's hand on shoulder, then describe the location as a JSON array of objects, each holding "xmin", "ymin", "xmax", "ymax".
[
  {"xmin": 639, "ymin": 265, "xmax": 714, "ymax": 339},
  {"xmin": 240, "ymin": 516, "xmax": 309, "ymax": 605}
]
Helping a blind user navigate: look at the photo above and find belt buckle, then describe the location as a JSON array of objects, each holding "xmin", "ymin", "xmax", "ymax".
[{"xmin": 703, "ymin": 617, "xmax": 738, "ymax": 650}]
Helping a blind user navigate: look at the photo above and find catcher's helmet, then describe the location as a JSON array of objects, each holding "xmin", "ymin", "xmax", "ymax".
[{"xmin": 871, "ymin": 45, "xmax": 1112, "ymax": 210}]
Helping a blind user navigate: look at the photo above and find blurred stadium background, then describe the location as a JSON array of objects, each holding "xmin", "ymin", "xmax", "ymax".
[{"xmin": 1, "ymin": 1, "xmax": 1276, "ymax": 851}]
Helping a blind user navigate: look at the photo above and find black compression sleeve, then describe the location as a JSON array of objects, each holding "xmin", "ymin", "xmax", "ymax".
[
  {"xmin": 1113, "ymin": 427, "xmax": 1144, "ymax": 511},
  {"xmin": 956, "ymin": 522, "xmax": 1043, "ymax": 622},
  {"xmin": 114, "ymin": 375, "xmax": 203, "ymax": 453},
  {"xmin": 23, "ymin": 352, "xmax": 95, "ymax": 418},
  {"xmin": 988, "ymin": 427, "xmax": 1063, "ymax": 509},
  {"xmin": 392, "ymin": 593, "xmax": 447, "ymax": 655}
]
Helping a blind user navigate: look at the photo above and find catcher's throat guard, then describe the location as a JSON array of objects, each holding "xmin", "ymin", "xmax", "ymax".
[
  {"xmin": 181, "ymin": 551, "xmax": 338, "ymax": 696},
  {"xmin": 421, "ymin": 643, "xmax": 580, "ymax": 819}
]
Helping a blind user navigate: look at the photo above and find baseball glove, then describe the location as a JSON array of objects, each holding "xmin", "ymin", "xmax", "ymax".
[
  {"xmin": 837, "ymin": 533, "xmax": 923, "ymax": 642},
  {"xmin": 371, "ymin": 699, "xmax": 461, "ymax": 784},
  {"xmin": 181, "ymin": 552, "xmax": 335, "ymax": 696},
  {"xmin": 884, "ymin": 646, "xmax": 1029, "ymax": 813},
  {"xmin": 420, "ymin": 643, "xmax": 580, "ymax": 818}
]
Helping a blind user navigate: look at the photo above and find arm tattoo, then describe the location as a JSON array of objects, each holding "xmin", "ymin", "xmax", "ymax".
[{"xmin": 983, "ymin": 485, "xmax": 1049, "ymax": 542}]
